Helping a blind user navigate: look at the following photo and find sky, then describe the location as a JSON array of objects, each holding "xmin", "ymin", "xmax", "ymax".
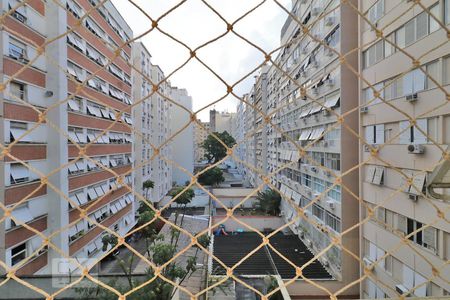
[{"xmin": 111, "ymin": 0, "xmax": 291, "ymax": 121}]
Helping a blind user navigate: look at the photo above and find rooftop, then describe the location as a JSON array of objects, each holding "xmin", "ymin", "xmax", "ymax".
[{"xmin": 212, "ymin": 232, "xmax": 332, "ymax": 280}]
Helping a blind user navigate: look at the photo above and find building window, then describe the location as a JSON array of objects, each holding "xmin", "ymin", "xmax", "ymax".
[
  {"xmin": 10, "ymin": 163, "xmax": 30, "ymax": 184},
  {"xmin": 67, "ymin": 96, "xmax": 81, "ymax": 112},
  {"xmin": 365, "ymin": 124, "xmax": 385, "ymax": 144},
  {"xmin": 403, "ymin": 69, "xmax": 425, "ymax": 96},
  {"xmin": 363, "ymin": 40, "xmax": 384, "ymax": 68},
  {"xmin": 444, "ymin": 56, "xmax": 450, "ymax": 85},
  {"xmin": 9, "ymin": 81, "xmax": 26, "ymax": 101},
  {"xmin": 67, "ymin": 32, "xmax": 85, "ymax": 52},
  {"xmin": 426, "ymin": 60, "xmax": 439, "ymax": 89},
  {"xmin": 10, "ymin": 121, "xmax": 29, "ymax": 143},
  {"xmin": 67, "ymin": 0, "xmax": 83, "ymax": 19},
  {"xmin": 312, "ymin": 204, "xmax": 324, "ymax": 221},
  {"xmin": 9, "ymin": 37, "xmax": 27, "ymax": 61},
  {"xmin": 11, "ymin": 242, "xmax": 27, "ymax": 266},
  {"xmin": 326, "ymin": 153, "xmax": 340, "ymax": 171},
  {"xmin": 367, "ymin": 0, "xmax": 384, "ymax": 24},
  {"xmin": 68, "ymin": 127, "xmax": 86, "ymax": 144},
  {"xmin": 446, "ymin": 0, "xmax": 450, "ymax": 24},
  {"xmin": 67, "ymin": 61, "xmax": 84, "ymax": 81},
  {"xmin": 325, "ymin": 212, "xmax": 341, "ymax": 232},
  {"xmin": 399, "ymin": 119, "xmax": 427, "ymax": 144}
]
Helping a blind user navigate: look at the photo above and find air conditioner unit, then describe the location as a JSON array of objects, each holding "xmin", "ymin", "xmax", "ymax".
[
  {"xmin": 280, "ymin": 211, "xmax": 285, "ymax": 216},
  {"xmin": 325, "ymin": 79, "xmax": 334, "ymax": 87},
  {"xmin": 363, "ymin": 144, "xmax": 371, "ymax": 152},
  {"xmin": 408, "ymin": 194, "xmax": 419, "ymax": 202},
  {"xmin": 406, "ymin": 93, "xmax": 418, "ymax": 102},
  {"xmin": 325, "ymin": 16, "xmax": 335, "ymax": 26},
  {"xmin": 363, "ymin": 257, "xmax": 374, "ymax": 271},
  {"xmin": 323, "ymin": 141, "xmax": 329, "ymax": 147},
  {"xmin": 407, "ymin": 144, "xmax": 425, "ymax": 154},
  {"xmin": 322, "ymin": 109, "xmax": 330, "ymax": 116},
  {"xmin": 327, "ymin": 200, "xmax": 336, "ymax": 209},
  {"xmin": 395, "ymin": 285, "xmax": 411, "ymax": 297},
  {"xmin": 360, "ymin": 106, "xmax": 369, "ymax": 113},
  {"xmin": 310, "ymin": 166, "xmax": 318, "ymax": 173}
]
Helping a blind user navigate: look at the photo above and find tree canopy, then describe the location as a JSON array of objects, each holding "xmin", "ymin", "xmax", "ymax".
[
  {"xmin": 256, "ymin": 189, "xmax": 281, "ymax": 216},
  {"xmin": 201, "ymin": 131, "xmax": 236, "ymax": 163},
  {"xmin": 198, "ymin": 167, "xmax": 225, "ymax": 186},
  {"xmin": 170, "ymin": 187, "xmax": 195, "ymax": 206}
]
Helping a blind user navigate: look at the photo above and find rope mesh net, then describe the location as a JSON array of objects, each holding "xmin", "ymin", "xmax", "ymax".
[{"xmin": 0, "ymin": 0, "xmax": 449, "ymax": 299}]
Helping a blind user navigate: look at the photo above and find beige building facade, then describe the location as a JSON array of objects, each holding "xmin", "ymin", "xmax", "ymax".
[{"xmin": 359, "ymin": 0, "xmax": 450, "ymax": 298}]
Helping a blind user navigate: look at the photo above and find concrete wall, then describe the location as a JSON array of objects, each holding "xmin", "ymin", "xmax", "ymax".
[{"xmin": 212, "ymin": 215, "xmax": 285, "ymax": 232}]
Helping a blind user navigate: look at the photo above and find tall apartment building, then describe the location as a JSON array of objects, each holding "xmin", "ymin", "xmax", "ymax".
[
  {"xmin": 194, "ymin": 121, "xmax": 210, "ymax": 163},
  {"xmin": 150, "ymin": 65, "xmax": 173, "ymax": 202},
  {"xmin": 1, "ymin": 0, "xmax": 137, "ymax": 275},
  {"xmin": 236, "ymin": 0, "xmax": 361, "ymax": 297},
  {"xmin": 132, "ymin": 43, "xmax": 174, "ymax": 205},
  {"xmin": 170, "ymin": 87, "xmax": 194, "ymax": 185},
  {"xmin": 359, "ymin": 0, "xmax": 450, "ymax": 298}
]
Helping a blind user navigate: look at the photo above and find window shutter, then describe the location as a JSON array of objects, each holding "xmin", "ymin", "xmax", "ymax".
[
  {"xmin": 396, "ymin": 214, "xmax": 407, "ymax": 235},
  {"xmin": 365, "ymin": 126, "xmax": 375, "ymax": 144},
  {"xmin": 373, "ymin": 167, "xmax": 385, "ymax": 185},
  {"xmin": 375, "ymin": 124, "xmax": 385, "ymax": 144},
  {"xmin": 366, "ymin": 165, "xmax": 376, "ymax": 183},
  {"xmin": 413, "ymin": 118, "xmax": 427, "ymax": 144},
  {"xmin": 376, "ymin": 207, "xmax": 386, "ymax": 223},
  {"xmin": 423, "ymin": 226, "xmax": 437, "ymax": 251},
  {"xmin": 410, "ymin": 173, "xmax": 426, "ymax": 195},
  {"xmin": 399, "ymin": 121, "xmax": 411, "ymax": 144}
]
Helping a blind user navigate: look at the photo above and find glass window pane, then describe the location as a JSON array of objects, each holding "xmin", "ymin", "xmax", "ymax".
[{"xmin": 416, "ymin": 12, "xmax": 428, "ymax": 40}]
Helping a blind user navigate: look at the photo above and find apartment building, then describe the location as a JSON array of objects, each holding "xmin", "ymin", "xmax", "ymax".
[
  {"xmin": 150, "ymin": 65, "xmax": 173, "ymax": 203},
  {"xmin": 132, "ymin": 43, "xmax": 173, "ymax": 205},
  {"xmin": 1, "ymin": 0, "xmax": 136, "ymax": 275},
  {"xmin": 359, "ymin": 0, "xmax": 450, "ymax": 298},
  {"xmin": 194, "ymin": 121, "xmax": 210, "ymax": 163},
  {"xmin": 132, "ymin": 42, "xmax": 153, "ymax": 205},
  {"xmin": 209, "ymin": 109, "xmax": 236, "ymax": 134},
  {"xmin": 235, "ymin": 101, "xmax": 248, "ymax": 177},
  {"xmin": 236, "ymin": 0, "xmax": 360, "ymax": 297},
  {"xmin": 170, "ymin": 87, "xmax": 194, "ymax": 185}
]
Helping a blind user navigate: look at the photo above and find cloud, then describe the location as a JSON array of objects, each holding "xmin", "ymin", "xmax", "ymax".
[{"xmin": 111, "ymin": 0, "xmax": 291, "ymax": 121}]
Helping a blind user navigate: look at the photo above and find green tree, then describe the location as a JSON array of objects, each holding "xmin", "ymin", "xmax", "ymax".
[
  {"xmin": 198, "ymin": 167, "xmax": 225, "ymax": 186},
  {"xmin": 142, "ymin": 179, "xmax": 154, "ymax": 201},
  {"xmin": 256, "ymin": 189, "xmax": 281, "ymax": 216},
  {"xmin": 201, "ymin": 131, "xmax": 236, "ymax": 163},
  {"xmin": 169, "ymin": 187, "xmax": 195, "ymax": 245}
]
